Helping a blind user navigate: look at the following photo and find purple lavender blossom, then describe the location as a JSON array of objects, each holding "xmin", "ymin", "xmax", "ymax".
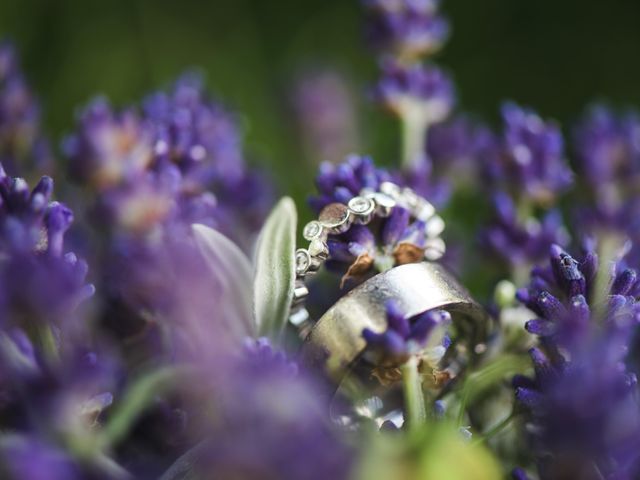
[
  {"xmin": 0, "ymin": 165, "xmax": 93, "ymax": 328},
  {"xmin": 480, "ymin": 104, "xmax": 573, "ymax": 269},
  {"xmin": 572, "ymin": 106, "xmax": 640, "ymax": 269},
  {"xmin": 0, "ymin": 436, "xmax": 81, "ymax": 480},
  {"xmin": 426, "ymin": 115, "xmax": 493, "ymax": 179},
  {"xmin": 573, "ymin": 105, "xmax": 640, "ymax": 193},
  {"xmin": 482, "ymin": 192, "xmax": 569, "ymax": 268},
  {"xmin": 326, "ymin": 206, "xmax": 445, "ymax": 287},
  {"xmin": 375, "ymin": 61, "xmax": 455, "ymax": 125},
  {"xmin": 291, "ymin": 69, "xmax": 360, "ymax": 165},
  {"xmin": 309, "ymin": 154, "xmax": 393, "ymax": 212},
  {"xmin": 64, "ymin": 75, "xmax": 273, "ymax": 355},
  {"xmin": 65, "ymin": 73, "xmax": 272, "ymax": 241},
  {"xmin": 362, "ymin": 300, "xmax": 451, "ymax": 366},
  {"xmin": 0, "ymin": 42, "xmax": 53, "ymax": 178},
  {"xmin": 180, "ymin": 338, "xmax": 353, "ymax": 480},
  {"xmin": 363, "ymin": 0, "xmax": 449, "ymax": 61},
  {"xmin": 482, "ymin": 103, "xmax": 572, "ymax": 205},
  {"xmin": 514, "ymin": 243, "xmax": 640, "ymax": 478}
]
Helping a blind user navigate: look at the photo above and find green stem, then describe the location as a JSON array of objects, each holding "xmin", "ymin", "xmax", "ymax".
[
  {"xmin": 401, "ymin": 356, "xmax": 426, "ymax": 432},
  {"xmin": 473, "ymin": 411, "xmax": 517, "ymax": 445},
  {"xmin": 401, "ymin": 110, "xmax": 429, "ymax": 170},
  {"xmin": 593, "ymin": 232, "xmax": 625, "ymax": 320}
]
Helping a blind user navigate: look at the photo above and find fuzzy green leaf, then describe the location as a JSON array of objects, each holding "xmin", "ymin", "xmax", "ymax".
[
  {"xmin": 253, "ymin": 197, "xmax": 297, "ymax": 339},
  {"xmin": 192, "ymin": 224, "xmax": 254, "ymax": 337}
]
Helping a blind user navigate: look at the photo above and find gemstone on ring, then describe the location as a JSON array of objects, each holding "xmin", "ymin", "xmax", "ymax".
[
  {"xmin": 425, "ymin": 215, "xmax": 445, "ymax": 238},
  {"xmin": 319, "ymin": 203, "xmax": 352, "ymax": 233},
  {"xmin": 295, "ymin": 248, "xmax": 312, "ymax": 275},
  {"xmin": 370, "ymin": 193, "xmax": 396, "ymax": 217},
  {"xmin": 348, "ymin": 196, "xmax": 375, "ymax": 223},
  {"xmin": 309, "ymin": 238, "xmax": 329, "ymax": 259},
  {"xmin": 303, "ymin": 220, "xmax": 324, "ymax": 241}
]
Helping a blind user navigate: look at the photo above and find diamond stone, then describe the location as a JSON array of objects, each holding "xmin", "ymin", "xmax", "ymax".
[
  {"xmin": 425, "ymin": 215, "xmax": 445, "ymax": 237},
  {"xmin": 319, "ymin": 203, "xmax": 351, "ymax": 233},
  {"xmin": 309, "ymin": 239, "xmax": 329, "ymax": 259},
  {"xmin": 424, "ymin": 237, "xmax": 446, "ymax": 261},
  {"xmin": 416, "ymin": 200, "xmax": 435, "ymax": 221},
  {"xmin": 295, "ymin": 249, "xmax": 311, "ymax": 275},
  {"xmin": 380, "ymin": 181, "xmax": 401, "ymax": 198},
  {"xmin": 348, "ymin": 196, "xmax": 374, "ymax": 215},
  {"xmin": 303, "ymin": 221, "xmax": 323, "ymax": 241}
]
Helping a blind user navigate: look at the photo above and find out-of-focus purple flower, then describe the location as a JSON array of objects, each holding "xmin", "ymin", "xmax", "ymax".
[
  {"xmin": 0, "ymin": 435, "xmax": 81, "ymax": 480},
  {"xmin": 0, "ymin": 42, "xmax": 53, "ymax": 178},
  {"xmin": 65, "ymin": 73, "xmax": 272, "ymax": 241},
  {"xmin": 514, "ymin": 243, "xmax": 640, "ymax": 478},
  {"xmin": 573, "ymin": 105, "xmax": 640, "ymax": 194},
  {"xmin": 572, "ymin": 106, "xmax": 640, "ymax": 269},
  {"xmin": 0, "ymin": 165, "xmax": 93, "ymax": 328},
  {"xmin": 291, "ymin": 69, "xmax": 360, "ymax": 165},
  {"xmin": 64, "ymin": 74, "xmax": 273, "ymax": 357},
  {"xmin": 482, "ymin": 192, "xmax": 569, "ymax": 268},
  {"xmin": 482, "ymin": 103, "xmax": 572, "ymax": 205},
  {"xmin": 480, "ymin": 104, "xmax": 572, "ymax": 270},
  {"xmin": 309, "ymin": 154, "xmax": 393, "ymax": 212},
  {"xmin": 375, "ymin": 61, "xmax": 455, "ymax": 126},
  {"xmin": 182, "ymin": 338, "xmax": 354, "ymax": 480},
  {"xmin": 427, "ymin": 115, "xmax": 493, "ymax": 179},
  {"xmin": 326, "ymin": 206, "xmax": 445, "ymax": 287},
  {"xmin": 363, "ymin": 0, "xmax": 449, "ymax": 61},
  {"xmin": 362, "ymin": 300, "xmax": 451, "ymax": 367}
]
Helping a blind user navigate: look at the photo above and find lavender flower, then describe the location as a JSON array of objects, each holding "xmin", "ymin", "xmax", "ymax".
[
  {"xmin": 363, "ymin": 0, "xmax": 449, "ymax": 61},
  {"xmin": 326, "ymin": 206, "xmax": 445, "ymax": 287},
  {"xmin": 482, "ymin": 192, "xmax": 569, "ymax": 268},
  {"xmin": 362, "ymin": 300, "xmax": 451, "ymax": 367},
  {"xmin": 64, "ymin": 75, "xmax": 273, "ymax": 355},
  {"xmin": 573, "ymin": 105, "xmax": 640, "ymax": 194},
  {"xmin": 0, "ymin": 42, "xmax": 53, "ymax": 178},
  {"xmin": 309, "ymin": 154, "xmax": 392, "ymax": 212},
  {"xmin": 181, "ymin": 338, "xmax": 353, "ymax": 480},
  {"xmin": 0, "ymin": 165, "xmax": 93, "ymax": 328},
  {"xmin": 291, "ymin": 69, "xmax": 360, "ymax": 165},
  {"xmin": 572, "ymin": 106, "xmax": 640, "ymax": 269},
  {"xmin": 426, "ymin": 115, "xmax": 493, "ymax": 179},
  {"xmin": 514, "ymin": 243, "xmax": 640, "ymax": 478},
  {"xmin": 65, "ymin": 73, "xmax": 272, "ymax": 241},
  {"xmin": 481, "ymin": 104, "xmax": 573, "ymax": 270},
  {"xmin": 375, "ymin": 61, "xmax": 455, "ymax": 126},
  {"xmin": 482, "ymin": 103, "xmax": 572, "ymax": 205}
]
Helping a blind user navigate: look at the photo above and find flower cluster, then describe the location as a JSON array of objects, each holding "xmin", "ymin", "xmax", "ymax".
[
  {"xmin": 176, "ymin": 338, "xmax": 354, "ymax": 480},
  {"xmin": 0, "ymin": 42, "xmax": 53, "ymax": 178},
  {"xmin": 480, "ymin": 104, "xmax": 572, "ymax": 270},
  {"xmin": 514, "ymin": 244, "xmax": 640, "ymax": 478},
  {"xmin": 362, "ymin": 300, "xmax": 450, "ymax": 368},
  {"xmin": 572, "ymin": 106, "xmax": 640, "ymax": 268},
  {"xmin": 63, "ymin": 75, "xmax": 273, "ymax": 360}
]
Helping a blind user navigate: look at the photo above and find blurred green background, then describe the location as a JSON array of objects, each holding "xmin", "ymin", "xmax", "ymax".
[{"xmin": 2, "ymin": 0, "xmax": 640, "ymax": 201}]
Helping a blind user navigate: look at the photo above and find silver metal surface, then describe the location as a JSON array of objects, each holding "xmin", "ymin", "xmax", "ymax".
[{"xmin": 301, "ymin": 261, "xmax": 488, "ymax": 383}]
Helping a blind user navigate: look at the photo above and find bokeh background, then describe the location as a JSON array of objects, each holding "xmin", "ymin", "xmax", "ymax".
[{"xmin": 2, "ymin": 0, "xmax": 640, "ymax": 211}]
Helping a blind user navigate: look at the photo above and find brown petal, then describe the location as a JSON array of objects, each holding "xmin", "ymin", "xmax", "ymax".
[
  {"xmin": 340, "ymin": 253, "xmax": 374, "ymax": 289},
  {"xmin": 393, "ymin": 242, "xmax": 425, "ymax": 265}
]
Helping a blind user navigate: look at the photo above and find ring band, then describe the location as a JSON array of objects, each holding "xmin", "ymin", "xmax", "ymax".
[{"xmin": 301, "ymin": 261, "xmax": 489, "ymax": 384}]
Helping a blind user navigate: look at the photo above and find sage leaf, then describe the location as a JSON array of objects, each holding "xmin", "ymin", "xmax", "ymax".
[
  {"xmin": 192, "ymin": 224, "xmax": 254, "ymax": 337},
  {"xmin": 253, "ymin": 197, "xmax": 297, "ymax": 339}
]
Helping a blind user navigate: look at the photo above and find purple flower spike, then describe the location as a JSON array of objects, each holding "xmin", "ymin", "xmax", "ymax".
[
  {"xmin": 482, "ymin": 103, "xmax": 572, "ymax": 205},
  {"xmin": 362, "ymin": 300, "xmax": 451, "ymax": 367},
  {"xmin": 363, "ymin": 0, "xmax": 450, "ymax": 61},
  {"xmin": 0, "ymin": 42, "xmax": 53, "ymax": 177},
  {"xmin": 309, "ymin": 154, "xmax": 391, "ymax": 212},
  {"xmin": 514, "ymin": 241, "xmax": 640, "ymax": 478},
  {"xmin": 0, "ymin": 166, "xmax": 92, "ymax": 327},
  {"xmin": 375, "ymin": 61, "xmax": 455, "ymax": 125}
]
